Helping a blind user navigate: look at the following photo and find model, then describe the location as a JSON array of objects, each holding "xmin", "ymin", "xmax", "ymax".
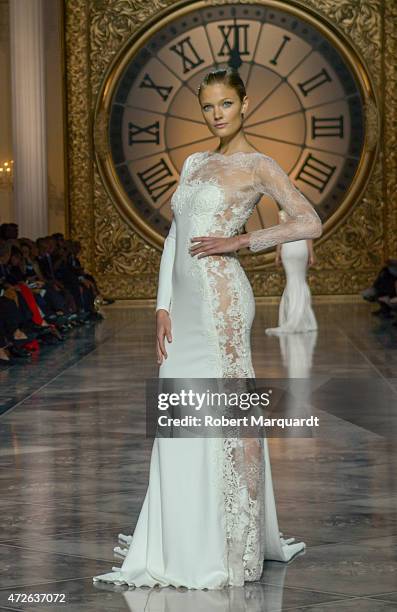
[
  {"xmin": 93, "ymin": 68, "xmax": 322, "ymax": 589},
  {"xmin": 266, "ymin": 210, "xmax": 317, "ymax": 335}
]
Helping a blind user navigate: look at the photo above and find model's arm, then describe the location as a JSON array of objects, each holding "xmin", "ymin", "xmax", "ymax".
[
  {"xmin": 156, "ymin": 218, "xmax": 176, "ymax": 313},
  {"xmin": 275, "ymin": 210, "xmax": 286, "ymax": 265},
  {"xmin": 241, "ymin": 156, "xmax": 322, "ymax": 253},
  {"xmin": 156, "ymin": 154, "xmax": 196, "ymax": 362},
  {"xmin": 307, "ymin": 239, "xmax": 315, "ymax": 266},
  {"xmin": 156, "ymin": 151, "xmax": 195, "ymax": 312},
  {"xmin": 275, "ymin": 243, "xmax": 282, "ymax": 265},
  {"xmin": 156, "ymin": 218, "xmax": 176, "ymax": 364}
]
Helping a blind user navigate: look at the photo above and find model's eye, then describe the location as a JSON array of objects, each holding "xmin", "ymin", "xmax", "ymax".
[
  {"xmin": 223, "ymin": 101, "xmax": 233, "ymax": 107},
  {"xmin": 202, "ymin": 105, "xmax": 212, "ymax": 112}
]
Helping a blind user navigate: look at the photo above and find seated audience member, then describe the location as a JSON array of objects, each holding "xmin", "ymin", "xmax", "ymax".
[
  {"xmin": 37, "ymin": 236, "xmax": 78, "ymax": 314},
  {"xmin": 70, "ymin": 240, "xmax": 114, "ymax": 306},
  {"xmin": 3, "ymin": 244, "xmax": 63, "ymax": 339},
  {"xmin": 362, "ymin": 258, "xmax": 397, "ymax": 318},
  {"xmin": 0, "ymin": 241, "xmax": 35, "ymax": 363},
  {"xmin": 54, "ymin": 238, "xmax": 101, "ymax": 319},
  {"xmin": 0, "ymin": 222, "xmax": 18, "ymax": 241}
]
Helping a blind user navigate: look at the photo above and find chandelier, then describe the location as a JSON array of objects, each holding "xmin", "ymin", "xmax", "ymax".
[{"xmin": 0, "ymin": 160, "xmax": 14, "ymax": 191}]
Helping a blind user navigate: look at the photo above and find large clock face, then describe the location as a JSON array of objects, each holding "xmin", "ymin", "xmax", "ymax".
[{"xmin": 95, "ymin": 0, "xmax": 377, "ymax": 252}]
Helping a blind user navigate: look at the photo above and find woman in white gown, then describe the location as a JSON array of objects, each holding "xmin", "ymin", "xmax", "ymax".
[
  {"xmin": 266, "ymin": 210, "xmax": 317, "ymax": 335},
  {"xmin": 93, "ymin": 69, "xmax": 322, "ymax": 589}
]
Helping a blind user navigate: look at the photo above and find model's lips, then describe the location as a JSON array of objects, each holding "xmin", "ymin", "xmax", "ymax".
[{"xmin": 214, "ymin": 123, "xmax": 227, "ymax": 128}]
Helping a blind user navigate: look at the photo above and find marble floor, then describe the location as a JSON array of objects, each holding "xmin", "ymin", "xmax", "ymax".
[{"xmin": 0, "ymin": 302, "xmax": 396, "ymax": 611}]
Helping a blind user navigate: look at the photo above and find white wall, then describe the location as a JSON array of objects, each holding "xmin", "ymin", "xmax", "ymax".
[{"xmin": 0, "ymin": 0, "xmax": 13, "ymax": 224}]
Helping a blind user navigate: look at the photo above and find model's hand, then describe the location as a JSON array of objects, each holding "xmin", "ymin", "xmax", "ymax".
[
  {"xmin": 308, "ymin": 254, "xmax": 315, "ymax": 267},
  {"xmin": 275, "ymin": 254, "xmax": 281, "ymax": 266},
  {"xmin": 156, "ymin": 309, "xmax": 172, "ymax": 365},
  {"xmin": 189, "ymin": 235, "xmax": 244, "ymax": 258}
]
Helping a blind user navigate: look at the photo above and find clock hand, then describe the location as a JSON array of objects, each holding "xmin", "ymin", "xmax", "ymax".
[{"xmin": 228, "ymin": 7, "xmax": 243, "ymax": 71}]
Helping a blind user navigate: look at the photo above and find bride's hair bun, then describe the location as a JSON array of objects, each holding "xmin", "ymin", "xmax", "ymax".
[{"xmin": 197, "ymin": 68, "xmax": 246, "ymax": 101}]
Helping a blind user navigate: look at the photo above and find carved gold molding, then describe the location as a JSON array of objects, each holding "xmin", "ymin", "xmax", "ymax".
[
  {"xmin": 65, "ymin": 0, "xmax": 392, "ymax": 298},
  {"xmin": 383, "ymin": 0, "xmax": 397, "ymax": 259}
]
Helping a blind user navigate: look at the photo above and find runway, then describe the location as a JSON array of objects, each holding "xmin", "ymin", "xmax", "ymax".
[{"xmin": 0, "ymin": 302, "xmax": 397, "ymax": 611}]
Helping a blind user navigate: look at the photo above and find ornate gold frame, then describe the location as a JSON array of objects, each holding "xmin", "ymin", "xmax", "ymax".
[
  {"xmin": 94, "ymin": 0, "xmax": 379, "ymax": 254},
  {"xmin": 65, "ymin": 0, "xmax": 396, "ymax": 298}
]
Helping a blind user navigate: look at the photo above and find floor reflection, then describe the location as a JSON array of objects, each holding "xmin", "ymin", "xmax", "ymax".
[
  {"xmin": 268, "ymin": 332, "xmax": 319, "ymax": 438},
  {"xmin": 279, "ymin": 331, "xmax": 317, "ymax": 378},
  {"xmin": 122, "ymin": 582, "xmax": 284, "ymax": 612},
  {"xmin": 95, "ymin": 564, "xmax": 288, "ymax": 611}
]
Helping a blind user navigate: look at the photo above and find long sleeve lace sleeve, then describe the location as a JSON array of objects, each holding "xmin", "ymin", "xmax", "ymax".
[
  {"xmin": 156, "ymin": 218, "xmax": 176, "ymax": 313},
  {"xmin": 248, "ymin": 155, "xmax": 322, "ymax": 253}
]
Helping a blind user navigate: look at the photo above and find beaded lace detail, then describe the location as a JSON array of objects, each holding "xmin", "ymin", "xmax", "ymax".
[{"xmin": 221, "ymin": 436, "xmax": 266, "ymax": 583}]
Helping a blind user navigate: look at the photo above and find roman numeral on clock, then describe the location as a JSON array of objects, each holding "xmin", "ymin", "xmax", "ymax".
[
  {"xmin": 311, "ymin": 116, "xmax": 344, "ymax": 138},
  {"xmin": 296, "ymin": 153, "xmax": 336, "ymax": 193},
  {"xmin": 217, "ymin": 24, "xmax": 250, "ymax": 57},
  {"xmin": 269, "ymin": 35, "xmax": 291, "ymax": 66},
  {"xmin": 139, "ymin": 73, "xmax": 173, "ymax": 102},
  {"xmin": 297, "ymin": 68, "xmax": 332, "ymax": 96},
  {"xmin": 137, "ymin": 159, "xmax": 177, "ymax": 202},
  {"xmin": 169, "ymin": 37, "xmax": 204, "ymax": 73},
  {"xmin": 128, "ymin": 121, "xmax": 160, "ymax": 145}
]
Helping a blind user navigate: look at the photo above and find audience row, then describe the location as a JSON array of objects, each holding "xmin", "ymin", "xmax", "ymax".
[{"xmin": 0, "ymin": 222, "xmax": 113, "ymax": 366}]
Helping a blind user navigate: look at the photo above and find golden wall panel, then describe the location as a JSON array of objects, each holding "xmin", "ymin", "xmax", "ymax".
[
  {"xmin": 383, "ymin": 0, "xmax": 397, "ymax": 259},
  {"xmin": 65, "ymin": 0, "xmax": 93, "ymax": 265},
  {"xmin": 65, "ymin": 0, "xmax": 394, "ymax": 298}
]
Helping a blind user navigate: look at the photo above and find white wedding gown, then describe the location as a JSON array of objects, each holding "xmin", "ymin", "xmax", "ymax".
[
  {"xmin": 93, "ymin": 151, "xmax": 321, "ymax": 589},
  {"xmin": 267, "ymin": 213, "xmax": 317, "ymax": 335}
]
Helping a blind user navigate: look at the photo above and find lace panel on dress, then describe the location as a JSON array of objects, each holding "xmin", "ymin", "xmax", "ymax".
[{"xmin": 180, "ymin": 152, "xmax": 270, "ymax": 584}]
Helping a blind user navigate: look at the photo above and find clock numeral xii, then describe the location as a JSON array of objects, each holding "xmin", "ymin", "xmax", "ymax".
[{"xmin": 217, "ymin": 24, "xmax": 250, "ymax": 57}]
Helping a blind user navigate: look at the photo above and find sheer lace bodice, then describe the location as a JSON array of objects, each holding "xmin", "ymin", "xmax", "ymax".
[
  {"xmin": 175, "ymin": 150, "xmax": 320, "ymax": 247},
  {"xmin": 157, "ymin": 150, "xmax": 321, "ymax": 319}
]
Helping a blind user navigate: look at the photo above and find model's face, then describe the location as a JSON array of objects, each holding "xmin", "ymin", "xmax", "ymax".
[{"xmin": 199, "ymin": 83, "xmax": 248, "ymax": 138}]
